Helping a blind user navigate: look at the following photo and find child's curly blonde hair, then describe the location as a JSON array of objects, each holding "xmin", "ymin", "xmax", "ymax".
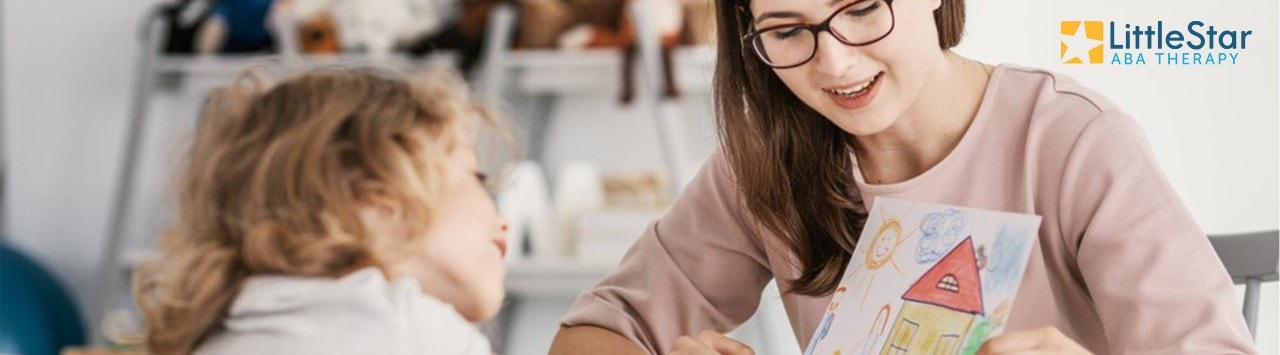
[{"xmin": 132, "ymin": 64, "xmax": 503, "ymax": 355}]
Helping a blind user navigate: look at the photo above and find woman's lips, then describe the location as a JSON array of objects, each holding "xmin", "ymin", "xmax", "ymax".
[{"xmin": 824, "ymin": 72, "xmax": 883, "ymax": 111}]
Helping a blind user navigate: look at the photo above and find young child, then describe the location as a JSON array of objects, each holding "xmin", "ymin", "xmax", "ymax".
[{"xmin": 132, "ymin": 65, "xmax": 510, "ymax": 355}]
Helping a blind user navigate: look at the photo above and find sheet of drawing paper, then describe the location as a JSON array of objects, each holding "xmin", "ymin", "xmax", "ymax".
[{"xmin": 803, "ymin": 197, "xmax": 1042, "ymax": 355}]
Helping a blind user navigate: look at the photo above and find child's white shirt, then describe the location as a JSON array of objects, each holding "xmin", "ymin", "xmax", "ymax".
[{"xmin": 195, "ymin": 267, "xmax": 491, "ymax": 355}]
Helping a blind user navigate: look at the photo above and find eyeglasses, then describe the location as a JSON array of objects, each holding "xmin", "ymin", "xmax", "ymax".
[{"xmin": 744, "ymin": 0, "xmax": 896, "ymax": 69}]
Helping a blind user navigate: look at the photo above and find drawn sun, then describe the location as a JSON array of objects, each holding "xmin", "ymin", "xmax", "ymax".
[{"xmin": 843, "ymin": 202, "xmax": 919, "ymax": 310}]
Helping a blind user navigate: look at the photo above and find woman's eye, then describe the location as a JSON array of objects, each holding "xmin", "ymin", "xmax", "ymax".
[
  {"xmin": 845, "ymin": 2, "xmax": 880, "ymax": 17},
  {"xmin": 771, "ymin": 27, "xmax": 805, "ymax": 40}
]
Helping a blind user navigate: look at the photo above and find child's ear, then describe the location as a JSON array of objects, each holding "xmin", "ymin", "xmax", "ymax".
[{"xmin": 359, "ymin": 194, "xmax": 406, "ymax": 228}]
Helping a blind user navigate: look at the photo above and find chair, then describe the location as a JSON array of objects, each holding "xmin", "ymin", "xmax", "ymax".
[{"xmin": 1208, "ymin": 230, "xmax": 1279, "ymax": 340}]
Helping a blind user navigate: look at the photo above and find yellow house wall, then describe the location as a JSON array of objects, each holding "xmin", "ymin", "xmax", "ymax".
[{"xmin": 879, "ymin": 301, "xmax": 976, "ymax": 354}]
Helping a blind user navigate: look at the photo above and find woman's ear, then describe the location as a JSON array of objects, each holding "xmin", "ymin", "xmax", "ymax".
[{"xmin": 930, "ymin": 0, "xmax": 944, "ymax": 12}]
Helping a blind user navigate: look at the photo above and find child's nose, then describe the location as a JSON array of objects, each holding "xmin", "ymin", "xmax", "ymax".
[{"xmin": 494, "ymin": 216, "xmax": 511, "ymax": 258}]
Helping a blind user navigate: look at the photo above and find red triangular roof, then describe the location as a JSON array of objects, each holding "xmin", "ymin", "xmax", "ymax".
[{"xmin": 901, "ymin": 236, "xmax": 984, "ymax": 315}]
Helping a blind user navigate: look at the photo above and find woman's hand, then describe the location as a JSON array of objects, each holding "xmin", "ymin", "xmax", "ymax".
[
  {"xmin": 977, "ymin": 327, "xmax": 1093, "ymax": 355},
  {"xmin": 668, "ymin": 330, "xmax": 755, "ymax": 355}
]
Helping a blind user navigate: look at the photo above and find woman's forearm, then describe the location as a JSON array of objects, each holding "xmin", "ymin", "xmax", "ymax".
[{"xmin": 548, "ymin": 325, "xmax": 648, "ymax": 355}]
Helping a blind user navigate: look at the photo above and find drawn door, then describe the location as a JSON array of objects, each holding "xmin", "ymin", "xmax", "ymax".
[{"xmin": 934, "ymin": 334, "xmax": 961, "ymax": 355}]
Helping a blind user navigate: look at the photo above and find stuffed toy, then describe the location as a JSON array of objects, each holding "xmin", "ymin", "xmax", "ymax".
[
  {"xmin": 158, "ymin": 0, "xmax": 218, "ymax": 54},
  {"xmin": 328, "ymin": 0, "xmax": 409, "ymax": 55},
  {"xmin": 601, "ymin": 171, "xmax": 668, "ymax": 209},
  {"xmin": 326, "ymin": 0, "xmax": 454, "ymax": 56},
  {"xmin": 515, "ymin": 0, "xmax": 684, "ymax": 104},
  {"xmin": 270, "ymin": 0, "xmax": 342, "ymax": 53},
  {"xmin": 403, "ymin": 0, "xmax": 497, "ymax": 76},
  {"xmin": 296, "ymin": 12, "xmax": 341, "ymax": 53},
  {"xmin": 195, "ymin": 0, "xmax": 277, "ymax": 54}
]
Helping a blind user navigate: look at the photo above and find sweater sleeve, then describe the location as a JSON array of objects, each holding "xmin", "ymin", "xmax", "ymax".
[
  {"xmin": 559, "ymin": 150, "xmax": 775, "ymax": 354},
  {"xmin": 1056, "ymin": 110, "xmax": 1256, "ymax": 354}
]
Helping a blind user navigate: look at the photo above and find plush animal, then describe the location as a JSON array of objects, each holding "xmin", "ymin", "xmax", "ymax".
[
  {"xmin": 196, "ymin": 0, "xmax": 277, "ymax": 54},
  {"xmin": 325, "ymin": 0, "xmax": 453, "ymax": 56},
  {"xmin": 601, "ymin": 171, "xmax": 668, "ymax": 209},
  {"xmin": 295, "ymin": 12, "xmax": 340, "ymax": 53},
  {"xmin": 403, "ymin": 0, "xmax": 497, "ymax": 75},
  {"xmin": 516, "ymin": 0, "xmax": 685, "ymax": 104},
  {"xmin": 271, "ymin": 0, "xmax": 343, "ymax": 53},
  {"xmin": 158, "ymin": 0, "xmax": 218, "ymax": 54}
]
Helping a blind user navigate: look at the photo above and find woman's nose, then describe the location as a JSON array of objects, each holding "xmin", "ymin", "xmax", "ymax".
[{"xmin": 812, "ymin": 31, "xmax": 862, "ymax": 76}]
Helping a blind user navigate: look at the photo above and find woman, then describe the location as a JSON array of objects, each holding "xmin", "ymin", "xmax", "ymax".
[{"xmin": 548, "ymin": 0, "xmax": 1256, "ymax": 353}]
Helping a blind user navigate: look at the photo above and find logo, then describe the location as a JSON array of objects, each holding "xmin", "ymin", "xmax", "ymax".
[
  {"xmin": 1060, "ymin": 21, "xmax": 1105, "ymax": 64},
  {"xmin": 1058, "ymin": 19, "xmax": 1253, "ymax": 66}
]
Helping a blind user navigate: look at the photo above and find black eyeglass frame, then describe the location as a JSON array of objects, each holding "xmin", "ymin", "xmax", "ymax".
[{"xmin": 743, "ymin": 0, "xmax": 897, "ymax": 69}]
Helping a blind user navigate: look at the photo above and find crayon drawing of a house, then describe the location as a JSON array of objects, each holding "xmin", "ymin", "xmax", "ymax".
[{"xmin": 879, "ymin": 237, "xmax": 984, "ymax": 355}]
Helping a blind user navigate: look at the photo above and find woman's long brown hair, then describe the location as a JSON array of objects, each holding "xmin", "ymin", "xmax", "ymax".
[
  {"xmin": 132, "ymin": 65, "xmax": 499, "ymax": 354},
  {"xmin": 711, "ymin": 0, "xmax": 966, "ymax": 296}
]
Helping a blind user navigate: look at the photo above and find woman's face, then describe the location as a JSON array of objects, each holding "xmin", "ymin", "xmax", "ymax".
[{"xmin": 750, "ymin": 0, "xmax": 945, "ymax": 137}]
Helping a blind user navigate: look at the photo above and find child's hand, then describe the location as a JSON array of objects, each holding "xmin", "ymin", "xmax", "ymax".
[
  {"xmin": 669, "ymin": 330, "xmax": 755, "ymax": 355},
  {"xmin": 976, "ymin": 326, "xmax": 1093, "ymax": 355}
]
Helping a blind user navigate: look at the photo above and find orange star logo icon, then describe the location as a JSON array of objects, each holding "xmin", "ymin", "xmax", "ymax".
[{"xmin": 1060, "ymin": 21, "xmax": 1105, "ymax": 64}]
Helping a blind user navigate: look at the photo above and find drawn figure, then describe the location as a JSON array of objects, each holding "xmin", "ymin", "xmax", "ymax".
[
  {"xmin": 804, "ymin": 286, "xmax": 848, "ymax": 355},
  {"xmin": 851, "ymin": 304, "xmax": 893, "ymax": 355},
  {"xmin": 915, "ymin": 209, "xmax": 968, "ymax": 264},
  {"xmin": 976, "ymin": 244, "xmax": 989, "ymax": 270}
]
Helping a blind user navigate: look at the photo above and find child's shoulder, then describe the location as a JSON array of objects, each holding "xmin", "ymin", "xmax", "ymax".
[{"xmin": 197, "ymin": 268, "xmax": 491, "ymax": 354}]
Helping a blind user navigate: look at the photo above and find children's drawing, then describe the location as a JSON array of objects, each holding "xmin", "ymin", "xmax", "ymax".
[
  {"xmin": 805, "ymin": 198, "xmax": 1041, "ymax": 355},
  {"xmin": 842, "ymin": 203, "xmax": 918, "ymax": 311},
  {"xmin": 915, "ymin": 209, "xmax": 968, "ymax": 264}
]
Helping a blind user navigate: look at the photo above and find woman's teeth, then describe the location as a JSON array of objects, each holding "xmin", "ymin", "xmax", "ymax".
[{"xmin": 824, "ymin": 74, "xmax": 878, "ymax": 97}]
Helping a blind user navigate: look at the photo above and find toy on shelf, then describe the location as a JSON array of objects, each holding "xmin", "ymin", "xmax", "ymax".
[
  {"xmin": 196, "ymin": 0, "xmax": 277, "ymax": 54},
  {"xmin": 513, "ymin": 0, "xmax": 692, "ymax": 104},
  {"xmin": 157, "ymin": 0, "xmax": 218, "ymax": 54},
  {"xmin": 601, "ymin": 170, "xmax": 669, "ymax": 210},
  {"xmin": 403, "ymin": 0, "xmax": 498, "ymax": 75}
]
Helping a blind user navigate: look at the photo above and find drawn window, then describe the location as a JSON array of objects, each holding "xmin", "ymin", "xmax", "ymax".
[
  {"xmin": 936, "ymin": 274, "xmax": 960, "ymax": 293},
  {"xmin": 888, "ymin": 319, "xmax": 919, "ymax": 354}
]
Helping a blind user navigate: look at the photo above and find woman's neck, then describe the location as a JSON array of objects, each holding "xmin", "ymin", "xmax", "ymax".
[{"xmin": 853, "ymin": 52, "xmax": 992, "ymax": 185}]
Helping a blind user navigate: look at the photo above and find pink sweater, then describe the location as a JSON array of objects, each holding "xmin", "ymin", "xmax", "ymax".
[{"xmin": 560, "ymin": 65, "xmax": 1256, "ymax": 354}]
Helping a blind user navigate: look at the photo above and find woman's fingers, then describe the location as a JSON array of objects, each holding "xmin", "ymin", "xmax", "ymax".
[
  {"xmin": 977, "ymin": 327, "xmax": 1092, "ymax": 355},
  {"xmin": 671, "ymin": 335, "xmax": 719, "ymax": 355},
  {"xmin": 695, "ymin": 330, "xmax": 755, "ymax": 355},
  {"xmin": 669, "ymin": 331, "xmax": 754, "ymax": 355}
]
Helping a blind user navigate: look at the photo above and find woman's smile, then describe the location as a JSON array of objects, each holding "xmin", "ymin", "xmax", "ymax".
[{"xmin": 823, "ymin": 71, "xmax": 884, "ymax": 110}]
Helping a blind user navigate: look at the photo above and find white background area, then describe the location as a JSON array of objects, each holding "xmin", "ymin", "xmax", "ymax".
[{"xmin": 2, "ymin": 0, "xmax": 1276, "ymax": 353}]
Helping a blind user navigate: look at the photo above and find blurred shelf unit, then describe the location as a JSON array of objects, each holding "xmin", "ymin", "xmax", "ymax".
[
  {"xmin": 148, "ymin": 52, "xmax": 456, "ymax": 75},
  {"xmin": 92, "ymin": 0, "xmax": 716, "ymax": 348},
  {"xmin": 474, "ymin": 1, "xmax": 714, "ymax": 191}
]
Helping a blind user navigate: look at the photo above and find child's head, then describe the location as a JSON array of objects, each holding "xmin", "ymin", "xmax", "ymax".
[{"xmin": 133, "ymin": 65, "xmax": 509, "ymax": 354}]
